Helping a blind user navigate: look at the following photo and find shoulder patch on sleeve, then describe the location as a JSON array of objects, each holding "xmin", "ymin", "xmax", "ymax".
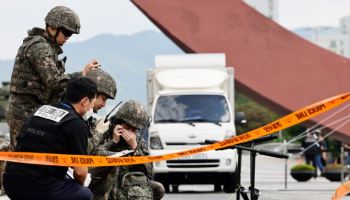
[{"xmin": 34, "ymin": 105, "xmax": 69, "ymax": 122}]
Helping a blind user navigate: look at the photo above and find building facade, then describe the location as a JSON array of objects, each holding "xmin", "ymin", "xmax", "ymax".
[{"xmin": 293, "ymin": 16, "xmax": 350, "ymax": 58}]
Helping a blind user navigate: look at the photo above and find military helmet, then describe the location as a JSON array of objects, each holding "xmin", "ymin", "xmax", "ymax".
[
  {"xmin": 45, "ymin": 6, "xmax": 80, "ymax": 34},
  {"xmin": 86, "ymin": 69, "xmax": 117, "ymax": 99},
  {"xmin": 114, "ymin": 100, "xmax": 149, "ymax": 130}
]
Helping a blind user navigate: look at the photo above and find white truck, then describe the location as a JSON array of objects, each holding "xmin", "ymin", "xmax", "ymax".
[{"xmin": 146, "ymin": 53, "xmax": 239, "ymax": 193}]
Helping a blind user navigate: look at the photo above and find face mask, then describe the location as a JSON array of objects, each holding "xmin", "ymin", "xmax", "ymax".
[{"xmin": 83, "ymin": 108, "xmax": 94, "ymax": 121}]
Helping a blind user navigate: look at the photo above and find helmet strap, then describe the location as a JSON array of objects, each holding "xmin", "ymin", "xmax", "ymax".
[
  {"xmin": 45, "ymin": 25, "xmax": 60, "ymax": 44},
  {"xmin": 53, "ymin": 28, "xmax": 60, "ymax": 44}
]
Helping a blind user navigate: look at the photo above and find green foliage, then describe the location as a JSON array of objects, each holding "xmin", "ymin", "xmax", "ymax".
[
  {"xmin": 235, "ymin": 92, "xmax": 279, "ymax": 135},
  {"xmin": 291, "ymin": 164, "xmax": 315, "ymax": 171},
  {"xmin": 235, "ymin": 91, "xmax": 303, "ymax": 140},
  {"xmin": 0, "ymin": 81, "xmax": 9, "ymax": 122},
  {"xmin": 282, "ymin": 125, "xmax": 307, "ymax": 141},
  {"xmin": 0, "ymin": 106, "xmax": 7, "ymax": 121},
  {"xmin": 325, "ymin": 139, "xmax": 341, "ymax": 163},
  {"xmin": 0, "ymin": 81, "xmax": 9, "ymax": 96}
]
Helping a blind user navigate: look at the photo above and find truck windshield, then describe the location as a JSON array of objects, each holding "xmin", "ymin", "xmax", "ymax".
[{"xmin": 154, "ymin": 95, "xmax": 230, "ymax": 123}]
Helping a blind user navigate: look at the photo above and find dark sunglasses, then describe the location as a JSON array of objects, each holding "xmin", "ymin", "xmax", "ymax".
[{"xmin": 61, "ymin": 28, "xmax": 74, "ymax": 37}]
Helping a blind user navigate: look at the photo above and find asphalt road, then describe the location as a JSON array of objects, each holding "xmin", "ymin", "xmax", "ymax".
[{"xmin": 162, "ymin": 152, "xmax": 350, "ymax": 200}]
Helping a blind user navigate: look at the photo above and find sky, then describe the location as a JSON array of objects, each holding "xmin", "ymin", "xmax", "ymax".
[{"xmin": 1, "ymin": 0, "xmax": 350, "ymax": 59}]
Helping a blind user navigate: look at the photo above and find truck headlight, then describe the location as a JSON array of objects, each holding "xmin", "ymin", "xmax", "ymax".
[{"xmin": 150, "ymin": 131, "xmax": 163, "ymax": 149}]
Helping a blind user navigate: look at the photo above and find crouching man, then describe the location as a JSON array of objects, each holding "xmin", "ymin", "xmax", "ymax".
[
  {"xmin": 3, "ymin": 77, "xmax": 97, "ymax": 200},
  {"xmin": 89, "ymin": 100, "xmax": 165, "ymax": 200}
]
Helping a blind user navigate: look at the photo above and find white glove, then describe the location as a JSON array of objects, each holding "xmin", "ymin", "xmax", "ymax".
[{"xmin": 95, "ymin": 117, "xmax": 110, "ymax": 134}]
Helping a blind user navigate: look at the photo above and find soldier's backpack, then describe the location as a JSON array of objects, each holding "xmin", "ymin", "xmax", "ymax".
[{"xmin": 117, "ymin": 171, "xmax": 153, "ymax": 200}]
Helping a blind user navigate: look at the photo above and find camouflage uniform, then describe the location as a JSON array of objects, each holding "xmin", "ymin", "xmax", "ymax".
[
  {"xmin": 85, "ymin": 68, "xmax": 119, "ymax": 199},
  {"xmin": 87, "ymin": 117, "xmax": 103, "ymax": 154},
  {"xmin": 7, "ymin": 6, "xmax": 81, "ymax": 150},
  {"xmin": 89, "ymin": 100, "xmax": 164, "ymax": 200},
  {"xmin": 86, "ymin": 69, "xmax": 116, "ymax": 101},
  {"xmin": 87, "ymin": 117, "xmax": 114, "ymax": 156},
  {"xmin": 2, "ymin": 7, "xmax": 81, "ymax": 195},
  {"xmin": 85, "ymin": 69, "xmax": 117, "ymax": 155},
  {"xmin": 0, "ymin": 143, "xmax": 9, "ymax": 194},
  {"xmin": 7, "ymin": 27, "xmax": 71, "ymax": 148},
  {"xmin": 89, "ymin": 131, "xmax": 153, "ymax": 200},
  {"xmin": 112, "ymin": 139, "xmax": 154, "ymax": 200}
]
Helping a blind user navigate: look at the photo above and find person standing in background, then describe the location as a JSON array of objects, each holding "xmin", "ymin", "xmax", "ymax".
[{"xmin": 302, "ymin": 129, "xmax": 324, "ymax": 176}]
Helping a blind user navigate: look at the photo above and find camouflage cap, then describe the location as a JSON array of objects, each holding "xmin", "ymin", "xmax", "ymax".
[
  {"xmin": 86, "ymin": 69, "xmax": 117, "ymax": 99},
  {"xmin": 45, "ymin": 6, "xmax": 80, "ymax": 34},
  {"xmin": 114, "ymin": 100, "xmax": 149, "ymax": 130}
]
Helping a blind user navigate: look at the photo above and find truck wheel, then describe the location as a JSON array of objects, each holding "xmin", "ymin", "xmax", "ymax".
[
  {"xmin": 223, "ymin": 173, "xmax": 236, "ymax": 193},
  {"xmin": 163, "ymin": 182, "xmax": 170, "ymax": 193},
  {"xmin": 172, "ymin": 185, "xmax": 179, "ymax": 193},
  {"xmin": 214, "ymin": 184, "xmax": 222, "ymax": 192}
]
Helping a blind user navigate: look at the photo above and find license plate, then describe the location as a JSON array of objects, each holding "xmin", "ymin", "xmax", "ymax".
[{"xmin": 180, "ymin": 152, "xmax": 208, "ymax": 160}]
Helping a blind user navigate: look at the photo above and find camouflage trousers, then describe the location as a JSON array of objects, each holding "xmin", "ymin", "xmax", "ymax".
[
  {"xmin": 7, "ymin": 115, "xmax": 25, "ymax": 151},
  {"xmin": 2, "ymin": 108, "xmax": 25, "ymax": 195},
  {"xmin": 113, "ymin": 177, "xmax": 164, "ymax": 200},
  {"xmin": 89, "ymin": 167, "xmax": 118, "ymax": 200},
  {"xmin": 149, "ymin": 181, "xmax": 165, "ymax": 200},
  {"xmin": 7, "ymin": 94, "xmax": 39, "ymax": 150},
  {"xmin": 0, "ymin": 142, "xmax": 9, "ymax": 195},
  {"xmin": 89, "ymin": 167, "xmax": 165, "ymax": 200}
]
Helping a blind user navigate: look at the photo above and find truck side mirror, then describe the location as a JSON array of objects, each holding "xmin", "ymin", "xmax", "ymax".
[{"xmin": 235, "ymin": 112, "xmax": 247, "ymax": 125}]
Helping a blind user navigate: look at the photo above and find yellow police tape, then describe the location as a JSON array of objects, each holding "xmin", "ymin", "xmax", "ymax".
[
  {"xmin": 330, "ymin": 180, "xmax": 350, "ymax": 200},
  {"xmin": 0, "ymin": 92, "xmax": 349, "ymax": 167}
]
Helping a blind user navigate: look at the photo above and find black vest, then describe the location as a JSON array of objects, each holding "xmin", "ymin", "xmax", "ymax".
[{"xmin": 8, "ymin": 103, "xmax": 80, "ymax": 180}]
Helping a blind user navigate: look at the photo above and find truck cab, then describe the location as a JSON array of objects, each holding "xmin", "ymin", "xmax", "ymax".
[{"xmin": 147, "ymin": 53, "xmax": 238, "ymax": 192}]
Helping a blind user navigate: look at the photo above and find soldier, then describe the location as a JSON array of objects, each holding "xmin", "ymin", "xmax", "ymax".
[
  {"xmin": 3, "ymin": 77, "xmax": 97, "ymax": 200},
  {"xmin": 0, "ymin": 82, "xmax": 10, "ymax": 194},
  {"xmin": 85, "ymin": 69, "xmax": 117, "ymax": 154},
  {"xmin": 7, "ymin": 5, "xmax": 100, "ymax": 151},
  {"xmin": 89, "ymin": 100, "xmax": 165, "ymax": 200}
]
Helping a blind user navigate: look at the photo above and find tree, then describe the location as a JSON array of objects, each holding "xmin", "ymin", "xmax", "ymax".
[{"xmin": 235, "ymin": 91, "xmax": 304, "ymax": 141}]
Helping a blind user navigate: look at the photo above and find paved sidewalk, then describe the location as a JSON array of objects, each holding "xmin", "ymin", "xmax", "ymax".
[{"xmin": 239, "ymin": 149, "xmax": 350, "ymax": 200}]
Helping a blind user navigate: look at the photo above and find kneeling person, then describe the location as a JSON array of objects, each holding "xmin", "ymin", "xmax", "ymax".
[
  {"xmin": 89, "ymin": 100, "xmax": 165, "ymax": 200},
  {"xmin": 4, "ymin": 77, "xmax": 97, "ymax": 200},
  {"xmin": 85, "ymin": 69, "xmax": 117, "ymax": 154}
]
